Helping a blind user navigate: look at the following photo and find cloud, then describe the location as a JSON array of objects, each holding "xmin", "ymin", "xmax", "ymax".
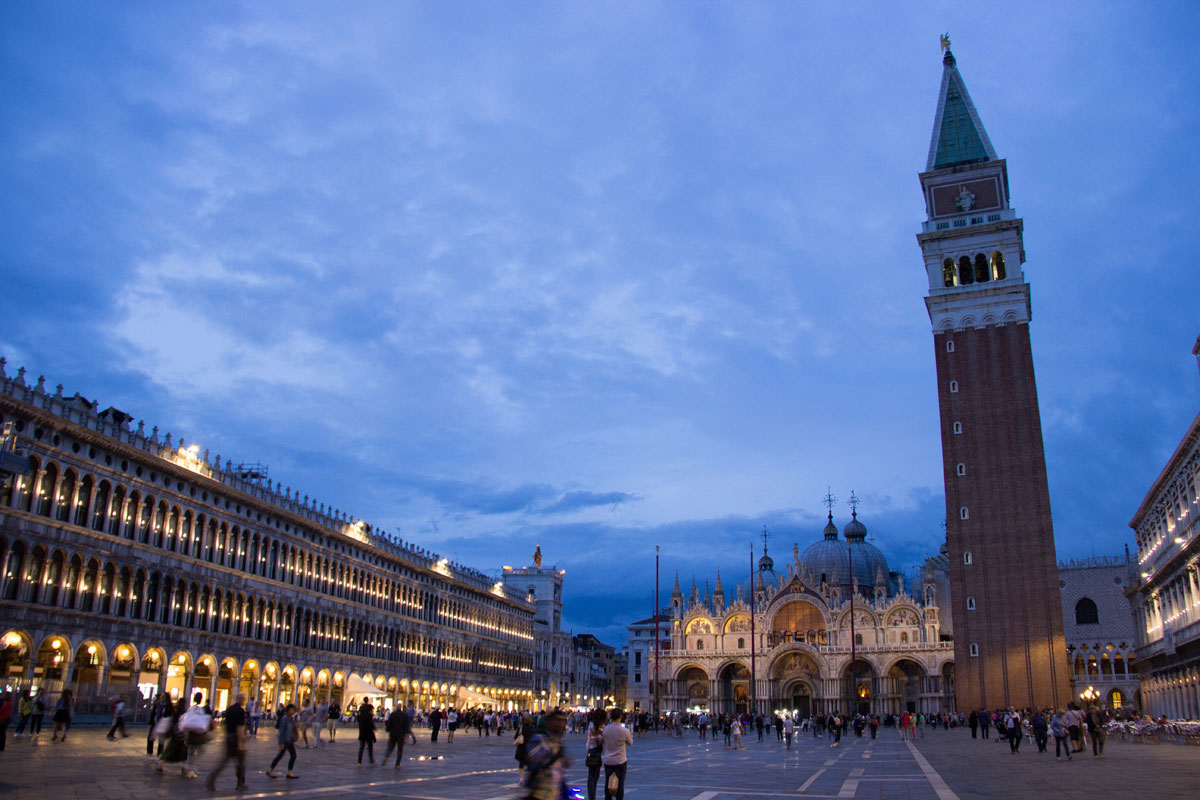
[{"xmin": 537, "ymin": 490, "xmax": 640, "ymax": 515}]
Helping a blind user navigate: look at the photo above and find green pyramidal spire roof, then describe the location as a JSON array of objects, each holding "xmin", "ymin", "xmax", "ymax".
[{"xmin": 927, "ymin": 49, "xmax": 998, "ymax": 171}]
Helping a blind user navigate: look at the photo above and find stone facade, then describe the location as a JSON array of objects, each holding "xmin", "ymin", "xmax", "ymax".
[
  {"xmin": 917, "ymin": 48, "xmax": 1070, "ymax": 711},
  {"xmin": 501, "ymin": 549, "xmax": 576, "ymax": 709},
  {"xmin": 649, "ymin": 515, "xmax": 955, "ymax": 718},
  {"xmin": 0, "ymin": 364, "xmax": 536, "ymax": 714},
  {"xmin": 1127, "ymin": 342, "xmax": 1200, "ymax": 719},
  {"xmin": 1058, "ymin": 555, "xmax": 1141, "ymax": 711}
]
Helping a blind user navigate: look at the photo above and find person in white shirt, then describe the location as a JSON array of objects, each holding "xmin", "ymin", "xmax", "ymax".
[
  {"xmin": 601, "ymin": 709, "xmax": 633, "ymax": 800},
  {"xmin": 783, "ymin": 715, "xmax": 795, "ymax": 750}
]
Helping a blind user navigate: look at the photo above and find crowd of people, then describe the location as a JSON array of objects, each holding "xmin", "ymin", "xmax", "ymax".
[{"xmin": 0, "ymin": 684, "xmax": 1171, "ymax": 799}]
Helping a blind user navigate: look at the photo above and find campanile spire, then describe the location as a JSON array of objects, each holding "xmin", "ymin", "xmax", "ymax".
[{"xmin": 916, "ymin": 44, "xmax": 1070, "ymax": 712}]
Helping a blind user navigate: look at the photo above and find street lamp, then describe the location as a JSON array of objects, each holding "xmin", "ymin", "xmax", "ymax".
[{"xmin": 1080, "ymin": 685, "xmax": 1099, "ymax": 708}]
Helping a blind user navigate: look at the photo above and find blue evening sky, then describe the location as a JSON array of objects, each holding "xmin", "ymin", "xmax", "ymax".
[{"xmin": 2, "ymin": 1, "xmax": 1198, "ymax": 643}]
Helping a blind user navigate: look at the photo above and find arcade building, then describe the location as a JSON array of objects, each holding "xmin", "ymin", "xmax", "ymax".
[{"xmin": 0, "ymin": 364, "xmax": 537, "ymax": 715}]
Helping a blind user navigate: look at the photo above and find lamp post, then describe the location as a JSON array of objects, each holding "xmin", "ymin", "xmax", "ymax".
[{"xmin": 1080, "ymin": 685, "xmax": 1099, "ymax": 709}]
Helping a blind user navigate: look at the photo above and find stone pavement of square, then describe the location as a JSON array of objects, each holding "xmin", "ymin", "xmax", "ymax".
[{"xmin": 0, "ymin": 725, "xmax": 1196, "ymax": 800}]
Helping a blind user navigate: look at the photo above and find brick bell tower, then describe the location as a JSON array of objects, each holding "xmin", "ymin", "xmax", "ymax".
[{"xmin": 917, "ymin": 42, "xmax": 1070, "ymax": 711}]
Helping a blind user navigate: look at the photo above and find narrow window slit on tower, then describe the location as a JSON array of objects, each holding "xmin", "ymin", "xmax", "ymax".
[{"xmin": 949, "ymin": 380, "xmax": 959, "ymax": 393}]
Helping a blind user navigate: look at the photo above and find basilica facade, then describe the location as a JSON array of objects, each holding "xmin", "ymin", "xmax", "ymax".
[{"xmin": 650, "ymin": 510, "xmax": 955, "ymax": 718}]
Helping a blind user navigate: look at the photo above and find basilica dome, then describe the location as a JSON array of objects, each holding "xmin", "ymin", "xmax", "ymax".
[{"xmin": 799, "ymin": 512, "xmax": 889, "ymax": 595}]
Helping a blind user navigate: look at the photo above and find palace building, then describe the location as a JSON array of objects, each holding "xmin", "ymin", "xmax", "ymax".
[
  {"xmin": 0, "ymin": 362, "xmax": 537, "ymax": 714},
  {"xmin": 917, "ymin": 44, "xmax": 1070, "ymax": 710},
  {"xmin": 1127, "ymin": 336, "xmax": 1200, "ymax": 720},
  {"xmin": 648, "ymin": 506, "xmax": 956, "ymax": 718}
]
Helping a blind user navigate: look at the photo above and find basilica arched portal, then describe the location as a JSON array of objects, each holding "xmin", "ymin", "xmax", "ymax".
[{"xmin": 771, "ymin": 649, "xmax": 823, "ymax": 717}]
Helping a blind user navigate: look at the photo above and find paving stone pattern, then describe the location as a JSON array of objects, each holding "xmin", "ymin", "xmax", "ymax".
[{"xmin": 0, "ymin": 724, "xmax": 1196, "ymax": 799}]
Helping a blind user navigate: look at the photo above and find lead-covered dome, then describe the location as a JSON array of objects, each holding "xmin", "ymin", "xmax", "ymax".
[{"xmin": 800, "ymin": 511, "xmax": 889, "ymax": 597}]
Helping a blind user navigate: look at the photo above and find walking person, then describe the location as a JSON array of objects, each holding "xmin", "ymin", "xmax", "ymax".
[
  {"xmin": 1004, "ymin": 708, "xmax": 1022, "ymax": 753},
  {"xmin": 245, "ymin": 697, "xmax": 259, "ymax": 738},
  {"xmin": 979, "ymin": 708, "xmax": 991, "ymax": 740},
  {"xmin": 523, "ymin": 711, "xmax": 569, "ymax": 800},
  {"xmin": 731, "ymin": 716, "xmax": 743, "ymax": 750},
  {"xmin": 297, "ymin": 701, "xmax": 314, "ymax": 748},
  {"xmin": 357, "ymin": 699, "xmax": 377, "ymax": 765},
  {"xmin": 1032, "ymin": 709, "xmax": 1049, "ymax": 753},
  {"xmin": 157, "ymin": 698, "xmax": 188, "ymax": 774},
  {"xmin": 602, "ymin": 708, "xmax": 633, "ymax": 800},
  {"xmin": 383, "ymin": 704, "xmax": 411, "ymax": 769},
  {"xmin": 408, "ymin": 704, "xmax": 420, "ymax": 744},
  {"xmin": 1050, "ymin": 709, "xmax": 1072, "ymax": 761},
  {"xmin": 515, "ymin": 713, "xmax": 535, "ymax": 785},
  {"xmin": 206, "ymin": 692, "xmax": 248, "ymax": 791},
  {"xmin": 267, "ymin": 703, "xmax": 300, "ymax": 779},
  {"xmin": 830, "ymin": 714, "xmax": 842, "ymax": 748},
  {"xmin": 50, "ymin": 688, "xmax": 73, "ymax": 742},
  {"xmin": 28, "ymin": 689, "xmax": 45, "ymax": 739},
  {"xmin": 446, "ymin": 706, "xmax": 458, "ymax": 743},
  {"xmin": 106, "ymin": 696, "xmax": 129, "ymax": 740},
  {"xmin": 314, "ymin": 699, "xmax": 328, "ymax": 747},
  {"xmin": 179, "ymin": 692, "xmax": 211, "ymax": 778},
  {"xmin": 783, "ymin": 715, "xmax": 794, "ymax": 750},
  {"xmin": 146, "ymin": 692, "xmax": 170, "ymax": 757}
]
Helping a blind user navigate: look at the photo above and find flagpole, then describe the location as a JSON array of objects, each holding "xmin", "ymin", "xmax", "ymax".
[
  {"xmin": 750, "ymin": 542, "xmax": 757, "ymax": 717},
  {"xmin": 654, "ymin": 544, "xmax": 660, "ymax": 727}
]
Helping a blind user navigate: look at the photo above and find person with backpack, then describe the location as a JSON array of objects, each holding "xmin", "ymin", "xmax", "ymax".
[
  {"xmin": 383, "ymin": 704, "xmax": 411, "ymax": 768},
  {"xmin": 523, "ymin": 710, "xmax": 569, "ymax": 800}
]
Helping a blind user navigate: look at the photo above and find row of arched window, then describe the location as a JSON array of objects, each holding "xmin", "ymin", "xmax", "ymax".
[
  {"xmin": 0, "ymin": 536, "xmax": 532, "ymax": 677},
  {"xmin": 0, "ymin": 456, "xmax": 532, "ymax": 644},
  {"xmin": 942, "ymin": 251, "xmax": 1006, "ymax": 287}
]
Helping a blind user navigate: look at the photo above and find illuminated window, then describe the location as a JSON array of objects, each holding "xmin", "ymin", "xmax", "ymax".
[
  {"xmin": 946, "ymin": 340, "xmax": 955, "ymax": 353},
  {"xmin": 949, "ymin": 380, "xmax": 959, "ymax": 393},
  {"xmin": 960, "ymin": 506, "xmax": 969, "ymax": 520},
  {"xmin": 963, "ymin": 552, "xmax": 973, "ymax": 565}
]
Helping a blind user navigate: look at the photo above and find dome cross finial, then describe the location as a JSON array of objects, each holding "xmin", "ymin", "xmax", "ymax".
[
  {"xmin": 848, "ymin": 490, "xmax": 860, "ymax": 518},
  {"xmin": 823, "ymin": 486, "xmax": 836, "ymax": 520}
]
